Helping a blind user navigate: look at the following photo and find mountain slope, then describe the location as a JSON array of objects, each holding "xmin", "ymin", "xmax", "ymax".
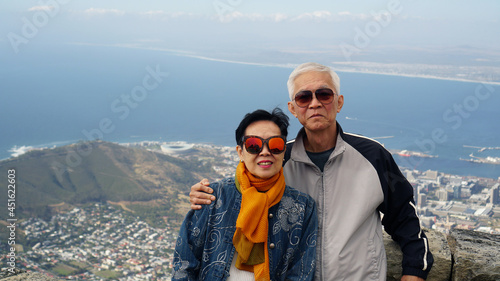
[{"xmin": 0, "ymin": 141, "xmax": 214, "ymax": 225}]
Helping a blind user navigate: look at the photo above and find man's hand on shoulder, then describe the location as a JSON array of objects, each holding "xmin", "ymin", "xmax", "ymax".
[
  {"xmin": 189, "ymin": 179, "xmax": 215, "ymax": 209},
  {"xmin": 401, "ymin": 276, "xmax": 425, "ymax": 281}
]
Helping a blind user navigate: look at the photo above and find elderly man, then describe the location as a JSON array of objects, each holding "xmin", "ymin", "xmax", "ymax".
[{"xmin": 190, "ymin": 62, "xmax": 433, "ymax": 280}]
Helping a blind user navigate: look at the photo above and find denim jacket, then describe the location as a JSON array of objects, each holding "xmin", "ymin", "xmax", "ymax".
[{"xmin": 172, "ymin": 177, "xmax": 318, "ymax": 281}]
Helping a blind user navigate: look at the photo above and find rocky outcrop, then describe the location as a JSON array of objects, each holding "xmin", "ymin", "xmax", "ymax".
[
  {"xmin": 0, "ymin": 269, "xmax": 60, "ymax": 281},
  {"xmin": 447, "ymin": 229, "xmax": 500, "ymax": 281},
  {"xmin": 2, "ymin": 229, "xmax": 498, "ymax": 280},
  {"xmin": 386, "ymin": 228, "xmax": 500, "ymax": 281}
]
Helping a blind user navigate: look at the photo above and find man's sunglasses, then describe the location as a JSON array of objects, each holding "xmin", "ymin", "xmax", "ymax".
[
  {"xmin": 242, "ymin": 135, "xmax": 286, "ymax": 155},
  {"xmin": 293, "ymin": 88, "xmax": 335, "ymax": 108}
]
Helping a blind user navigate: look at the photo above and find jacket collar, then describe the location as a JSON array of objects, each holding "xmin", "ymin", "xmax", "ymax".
[{"xmin": 291, "ymin": 122, "xmax": 347, "ymax": 164}]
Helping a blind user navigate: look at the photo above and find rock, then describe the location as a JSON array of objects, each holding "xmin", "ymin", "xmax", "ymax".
[
  {"xmin": 3, "ymin": 229, "xmax": 499, "ymax": 281},
  {"xmin": 425, "ymin": 229, "xmax": 452, "ymax": 281},
  {"xmin": 448, "ymin": 229, "xmax": 500, "ymax": 281},
  {"xmin": 385, "ymin": 228, "xmax": 452, "ymax": 281},
  {"xmin": 0, "ymin": 269, "xmax": 62, "ymax": 281},
  {"xmin": 385, "ymin": 231, "xmax": 404, "ymax": 281},
  {"xmin": 0, "ymin": 268, "xmax": 26, "ymax": 279}
]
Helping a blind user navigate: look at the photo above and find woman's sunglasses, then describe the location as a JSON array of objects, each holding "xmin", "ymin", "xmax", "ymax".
[
  {"xmin": 242, "ymin": 135, "xmax": 286, "ymax": 155},
  {"xmin": 293, "ymin": 88, "xmax": 335, "ymax": 108}
]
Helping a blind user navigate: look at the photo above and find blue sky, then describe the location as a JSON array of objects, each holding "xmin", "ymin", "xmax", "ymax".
[
  {"xmin": 2, "ymin": 0, "xmax": 499, "ymax": 67},
  {"xmin": 1, "ymin": 1, "xmax": 499, "ymax": 164},
  {"xmin": 3, "ymin": 0, "xmax": 499, "ymax": 20}
]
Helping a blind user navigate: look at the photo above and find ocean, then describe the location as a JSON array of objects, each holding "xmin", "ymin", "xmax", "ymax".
[{"xmin": 1, "ymin": 44, "xmax": 499, "ymax": 179}]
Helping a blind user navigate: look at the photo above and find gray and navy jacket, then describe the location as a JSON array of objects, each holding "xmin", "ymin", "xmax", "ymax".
[{"xmin": 283, "ymin": 123, "xmax": 433, "ymax": 280}]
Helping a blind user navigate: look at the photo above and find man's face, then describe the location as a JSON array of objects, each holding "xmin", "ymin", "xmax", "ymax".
[{"xmin": 288, "ymin": 71, "xmax": 344, "ymax": 133}]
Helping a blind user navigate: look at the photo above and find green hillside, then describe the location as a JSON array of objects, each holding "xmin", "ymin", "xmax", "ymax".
[{"xmin": 0, "ymin": 141, "xmax": 214, "ymax": 233}]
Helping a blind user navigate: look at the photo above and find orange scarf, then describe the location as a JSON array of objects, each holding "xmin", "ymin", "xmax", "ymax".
[{"xmin": 233, "ymin": 161, "xmax": 286, "ymax": 281}]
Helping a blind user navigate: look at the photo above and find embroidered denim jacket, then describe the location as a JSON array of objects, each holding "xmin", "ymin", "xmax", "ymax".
[{"xmin": 172, "ymin": 177, "xmax": 318, "ymax": 281}]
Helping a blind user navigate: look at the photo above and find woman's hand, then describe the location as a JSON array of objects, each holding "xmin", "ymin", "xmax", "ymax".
[{"xmin": 189, "ymin": 179, "xmax": 215, "ymax": 209}]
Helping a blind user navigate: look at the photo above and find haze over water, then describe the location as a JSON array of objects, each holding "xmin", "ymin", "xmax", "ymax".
[
  {"xmin": 2, "ymin": 1, "xmax": 499, "ymax": 179},
  {"xmin": 1, "ymin": 45, "xmax": 499, "ymax": 179}
]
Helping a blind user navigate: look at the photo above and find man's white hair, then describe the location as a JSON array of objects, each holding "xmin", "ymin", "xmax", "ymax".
[{"xmin": 287, "ymin": 62, "xmax": 340, "ymax": 100}]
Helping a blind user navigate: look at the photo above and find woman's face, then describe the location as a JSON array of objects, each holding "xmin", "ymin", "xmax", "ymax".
[{"xmin": 236, "ymin": 120, "xmax": 285, "ymax": 179}]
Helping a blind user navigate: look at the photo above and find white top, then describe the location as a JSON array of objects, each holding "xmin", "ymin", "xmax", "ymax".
[{"xmin": 228, "ymin": 252, "xmax": 255, "ymax": 281}]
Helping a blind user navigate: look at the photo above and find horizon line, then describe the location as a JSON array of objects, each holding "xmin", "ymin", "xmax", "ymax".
[{"xmin": 66, "ymin": 42, "xmax": 500, "ymax": 86}]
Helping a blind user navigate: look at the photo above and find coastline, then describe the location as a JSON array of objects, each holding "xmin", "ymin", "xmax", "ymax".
[
  {"xmin": 177, "ymin": 53, "xmax": 500, "ymax": 86},
  {"xmin": 66, "ymin": 42, "xmax": 500, "ymax": 85},
  {"xmin": 2, "ymin": 44, "xmax": 498, "ymax": 179},
  {"xmin": 2, "ymin": 139, "xmax": 499, "ymax": 181}
]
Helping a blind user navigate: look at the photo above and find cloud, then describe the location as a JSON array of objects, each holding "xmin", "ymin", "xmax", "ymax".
[
  {"xmin": 214, "ymin": 12, "xmax": 283, "ymax": 22},
  {"xmin": 335, "ymin": 11, "xmax": 371, "ymax": 21},
  {"xmin": 219, "ymin": 11, "xmax": 245, "ymax": 22},
  {"xmin": 215, "ymin": 10, "xmax": 392, "ymax": 23},
  {"xmin": 28, "ymin": 5, "xmax": 55, "ymax": 12},
  {"xmin": 139, "ymin": 10, "xmax": 199, "ymax": 20},
  {"xmin": 288, "ymin": 11, "xmax": 371, "ymax": 22},
  {"xmin": 272, "ymin": 13, "xmax": 288, "ymax": 22},
  {"xmin": 209, "ymin": 10, "xmax": 379, "ymax": 23},
  {"xmin": 83, "ymin": 8, "xmax": 125, "ymax": 16},
  {"xmin": 141, "ymin": 10, "xmax": 167, "ymax": 16},
  {"xmin": 292, "ymin": 11, "xmax": 332, "ymax": 21},
  {"xmin": 74, "ymin": 8, "xmax": 374, "ymax": 24},
  {"xmin": 139, "ymin": 10, "xmax": 169, "ymax": 20},
  {"xmin": 215, "ymin": 12, "xmax": 291, "ymax": 23},
  {"xmin": 338, "ymin": 11, "xmax": 352, "ymax": 17}
]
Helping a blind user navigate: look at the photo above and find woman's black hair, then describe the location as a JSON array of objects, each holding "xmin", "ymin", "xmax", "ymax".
[{"xmin": 235, "ymin": 107, "xmax": 290, "ymax": 146}]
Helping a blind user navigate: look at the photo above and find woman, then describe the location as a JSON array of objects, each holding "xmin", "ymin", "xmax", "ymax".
[{"xmin": 172, "ymin": 108, "xmax": 317, "ymax": 281}]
